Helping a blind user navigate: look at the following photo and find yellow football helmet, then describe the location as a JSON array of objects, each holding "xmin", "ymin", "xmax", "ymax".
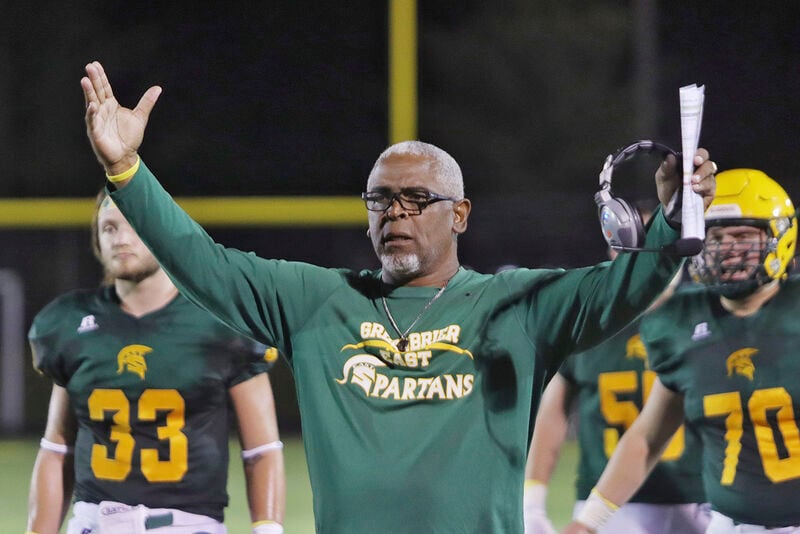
[{"xmin": 693, "ymin": 168, "xmax": 797, "ymax": 297}]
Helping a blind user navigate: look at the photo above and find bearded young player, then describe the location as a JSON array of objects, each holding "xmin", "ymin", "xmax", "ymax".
[
  {"xmin": 26, "ymin": 192, "xmax": 285, "ymax": 534},
  {"xmin": 564, "ymin": 169, "xmax": 800, "ymax": 534},
  {"xmin": 524, "ymin": 207, "xmax": 708, "ymax": 534},
  {"xmin": 79, "ymin": 61, "xmax": 716, "ymax": 532}
]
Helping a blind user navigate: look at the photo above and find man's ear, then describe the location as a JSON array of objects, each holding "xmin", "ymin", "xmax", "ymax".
[{"xmin": 452, "ymin": 198, "xmax": 471, "ymax": 235}]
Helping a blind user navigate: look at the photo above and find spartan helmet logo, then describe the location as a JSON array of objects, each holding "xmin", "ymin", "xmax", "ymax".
[
  {"xmin": 726, "ymin": 348, "xmax": 758, "ymax": 381},
  {"xmin": 116, "ymin": 344, "xmax": 154, "ymax": 380},
  {"xmin": 625, "ymin": 333, "xmax": 648, "ymax": 367},
  {"xmin": 264, "ymin": 347, "xmax": 279, "ymax": 363},
  {"xmin": 335, "ymin": 354, "xmax": 388, "ymax": 395}
]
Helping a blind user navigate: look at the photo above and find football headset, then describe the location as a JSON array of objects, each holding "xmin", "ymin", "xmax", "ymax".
[
  {"xmin": 595, "ymin": 140, "xmax": 679, "ymax": 251},
  {"xmin": 691, "ymin": 168, "xmax": 797, "ymax": 298}
]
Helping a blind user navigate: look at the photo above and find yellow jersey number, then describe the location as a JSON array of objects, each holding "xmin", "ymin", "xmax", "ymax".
[
  {"xmin": 599, "ymin": 369, "xmax": 685, "ymax": 460},
  {"xmin": 88, "ymin": 388, "xmax": 188, "ymax": 482},
  {"xmin": 704, "ymin": 387, "xmax": 800, "ymax": 485}
]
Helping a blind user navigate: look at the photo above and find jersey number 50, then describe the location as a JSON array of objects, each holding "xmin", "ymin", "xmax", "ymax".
[
  {"xmin": 599, "ymin": 369, "xmax": 685, "ymax": 461},
  {"xmin": 88, "ymin": 388, "xmax": 188, "ymax": 482}
]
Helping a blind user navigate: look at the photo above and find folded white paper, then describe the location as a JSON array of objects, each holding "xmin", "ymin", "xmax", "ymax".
[{"xmin": 679, "ymin": 84, "xmax": 706, "ymax": 248}]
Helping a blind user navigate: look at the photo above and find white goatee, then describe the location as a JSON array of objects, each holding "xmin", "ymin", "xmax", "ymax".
[{"xmin": 380, "ymin": 253, "xmax": 421, "ymax": 278}]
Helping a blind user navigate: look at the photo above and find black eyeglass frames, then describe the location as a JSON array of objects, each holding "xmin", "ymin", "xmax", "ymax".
[{"xmin": 361, "ymin": 188, "xmax": 460, "ymax": 214}]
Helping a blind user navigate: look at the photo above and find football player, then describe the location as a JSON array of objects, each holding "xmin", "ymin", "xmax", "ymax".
[
  {"xmin": 26, "ymin": 192, "xmax": 286, "ymax": 533},
  {"xmin": 564, "ymin": 169, "xmax": 800, "ymax": 533},
  {"xmin": 524, "ymin": 204, "xmax": 709, "ymax": 534}
]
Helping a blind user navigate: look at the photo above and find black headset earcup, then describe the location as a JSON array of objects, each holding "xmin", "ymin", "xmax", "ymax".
[{"xmin": 598, "ymin": 197, "xmax": 645, "ymax": 249}]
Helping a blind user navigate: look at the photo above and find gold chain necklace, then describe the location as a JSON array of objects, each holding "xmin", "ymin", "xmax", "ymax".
[{"xmin": 381, "ymin": 281, "xmax": 450, "ymax": 352}]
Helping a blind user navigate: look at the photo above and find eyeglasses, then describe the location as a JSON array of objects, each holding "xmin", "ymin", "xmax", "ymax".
[{"xmin": 361, "ymin": 188, "xmax": 460, "ymax": 214}]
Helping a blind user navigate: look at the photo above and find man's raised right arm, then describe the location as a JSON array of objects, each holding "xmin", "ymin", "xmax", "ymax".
[{"xmin": 80, "ymin": 62, "xmax": 346, "ymax": 353}]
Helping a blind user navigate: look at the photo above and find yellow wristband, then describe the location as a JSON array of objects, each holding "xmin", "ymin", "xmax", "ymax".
[
  {"xmin": 590, "ymin": 487, "xmax": 619, "ymax": 511},
  {"xmin": 25, "ymin": 531, "xmax": 40, "ymax": 534},
  {"xmin": 523, "ymin": 479, "xmax": 547, "ymax": 509},
  {"xmin": 106, "ymin": 155, "xmax": 141, "ymax": 183},
  {"xmin": 524, "ymin": 478, "xmax": 546, "ymax": 490},
  {"xmin": 252, "ymin": 520, "xmax": 283, "ymax": 533},
  {"xmin": 575, "ymin": 488, "xmax": 619, "ymax": 531},
  {"xmin": 252, "ymin": 520, "xmax": 280, "ymax": 527}
]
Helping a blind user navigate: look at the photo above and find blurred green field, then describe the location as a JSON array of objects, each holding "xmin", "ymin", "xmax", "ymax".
[{"xmin": 0, "ymin": 436, "xmax": 578, "ymax": 532}]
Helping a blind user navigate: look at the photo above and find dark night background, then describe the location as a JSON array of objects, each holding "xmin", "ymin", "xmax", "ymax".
[{"xmin": 1, "ymin": 1, "xmax": 798, "ymax": 432}]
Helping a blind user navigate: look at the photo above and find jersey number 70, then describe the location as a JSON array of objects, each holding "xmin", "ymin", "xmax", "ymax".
[{"xmin": 704, "ymin": 387, "xmax": 800, "ymax": 485}]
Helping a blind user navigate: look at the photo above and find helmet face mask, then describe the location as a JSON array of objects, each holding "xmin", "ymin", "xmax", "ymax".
[
  {"xmin": 691, "ymin": 169, "xmax": 797, "ymax": 298},
  {"xmin": 697, "ymin": 223, "xmax": 770, "ymax": 298}
]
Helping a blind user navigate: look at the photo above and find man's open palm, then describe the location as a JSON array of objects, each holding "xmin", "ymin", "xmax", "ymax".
[{"xmin": 81, "ymin": 60, "xmax": 161, "ymax": 174}]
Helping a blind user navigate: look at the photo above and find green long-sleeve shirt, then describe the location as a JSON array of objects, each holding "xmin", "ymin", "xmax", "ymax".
[{"xmin": 110, "ymin": 160, "xmax": 681, "ymax": 533}]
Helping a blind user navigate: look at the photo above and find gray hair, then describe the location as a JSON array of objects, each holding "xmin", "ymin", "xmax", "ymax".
[{"xmin": 367, "ymin": 140, "xmax": 464, "ymax": 198}]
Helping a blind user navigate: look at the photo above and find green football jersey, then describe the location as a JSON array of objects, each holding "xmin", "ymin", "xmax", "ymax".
[
  {"xmin": 29, "ymin": 286, "xmax": 273, "ymax": 522},
  {"xmin": 109, "ymin": 160, "xmax": 683, "ymax": 533},
  {"xmin": 641, "ymin": 277, "xmax": 800, "ymax": 528},
  {"xmin": 560, "ymin": 319, "xmax": 704, "ymax": 503}
]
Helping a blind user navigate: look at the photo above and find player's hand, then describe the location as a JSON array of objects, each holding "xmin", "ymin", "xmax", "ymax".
[
  {"xmin": 561, "ymin": 520, "xmax": 596, "ymax": 534},
  {"xmin": 655, "ymin": 148, "xmax": 717, "ymax": 212},
  {"xmin": 523, "ymin": 481, "xmax": 558, "ymax": 534},
  {"xmin": 524, "ymin": 508, "xmax": 558, "ymax": 534},
  {"xmin": 81, "ymin": 61, "xmax": 162, "ymax": 176}
]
